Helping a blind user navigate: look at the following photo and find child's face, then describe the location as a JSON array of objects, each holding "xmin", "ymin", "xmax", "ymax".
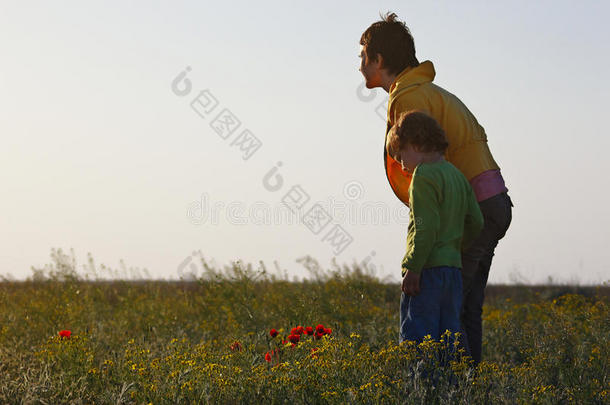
[{"xmin": 397, "ymin": 144, "xmax": 424, "ymax": 173}]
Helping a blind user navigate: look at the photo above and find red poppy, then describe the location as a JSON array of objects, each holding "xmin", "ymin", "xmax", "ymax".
[
  {"xmin": 296, "ymin": 326, "xmax": 304, "ymax": 335},
  {"xmin": 305, "ymin": 326, "xmax": 314, "ymax": 335},
  {"xmin": 270, "ymin": 328, "xmax": 279, "ymax": 338},
  {"xmin": 230, "ymin": 341, "xmax": 242, "ymax": 351},
  {"xmin": 315, "ymin": 324, "xmax": 325, "ymax": 334},
  {"xmin": 324, "ymin": 328, "xmax": 332, "ymax": 335},
  {"xmin": 58, "ymin": 330, "xmax": 71, "ymax": 339},
  {"xmin": 314, "ymin": 331, "xmax": 323, "ymax": 340},
  {"xmin": 290, "ymin": 327, "xmax": 298, "ymax": 335},
  {"xmin": 265, "ymin": 352, "xmax": 272, "ymax": 362},
  {"xmin": 288, "ymin": 334, "xmax": 300, "ymax": 344}
]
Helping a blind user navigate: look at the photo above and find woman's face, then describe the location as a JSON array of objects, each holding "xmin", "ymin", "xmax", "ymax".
[{"xmin": 359, "ymin": 45, "xmax": 383, "ymax": 89}]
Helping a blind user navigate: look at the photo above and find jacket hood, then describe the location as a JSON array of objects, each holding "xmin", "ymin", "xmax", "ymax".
[{"xmin": 390, "ymin": 60, "xmax": 436, "ymax": 94}]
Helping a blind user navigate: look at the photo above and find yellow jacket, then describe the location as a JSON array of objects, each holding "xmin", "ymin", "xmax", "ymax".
[{"xmin": 384, "ymin": 61, "xmax": 500, "ymax": 206}]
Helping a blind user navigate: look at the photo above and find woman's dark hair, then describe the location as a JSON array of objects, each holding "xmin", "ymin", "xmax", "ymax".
[
  {"xmin": 360, "ymin": 12, "xmax": 419, "ymax": 75},
  {"xmin": 387, "ymin": 111, "xmax": 449, "ymax": 158}
]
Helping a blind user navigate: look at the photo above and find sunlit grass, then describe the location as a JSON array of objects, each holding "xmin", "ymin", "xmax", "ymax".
[{"xmin": 0, "ymin": 248, "xmax": 608, "ymax": 403}]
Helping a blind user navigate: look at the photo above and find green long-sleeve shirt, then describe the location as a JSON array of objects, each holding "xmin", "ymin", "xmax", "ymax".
[{"xmin": 401, "ymin": 160, "xmax": 484, "ymax": 277}]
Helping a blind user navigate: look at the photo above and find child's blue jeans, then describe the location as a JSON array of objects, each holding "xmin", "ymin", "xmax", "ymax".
[{"xmin": 399, "ymin": 265, "xmax": 463, "ymax": 344}]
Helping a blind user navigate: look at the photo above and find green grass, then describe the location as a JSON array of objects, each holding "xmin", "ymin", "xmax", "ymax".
[{"xmin": 0, "ymin": 249, "xmax": 608, "ymax": 404}]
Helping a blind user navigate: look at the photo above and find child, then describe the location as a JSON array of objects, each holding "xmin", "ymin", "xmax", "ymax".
[{"xmin": 385, "ymin": 110, "xmax": 484, "ymax": 344}]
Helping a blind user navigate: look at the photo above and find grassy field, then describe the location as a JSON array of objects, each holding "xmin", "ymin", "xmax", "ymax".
[{"xmin": 0, "ymin": 250, "xmax": 608, "ymax": 404}]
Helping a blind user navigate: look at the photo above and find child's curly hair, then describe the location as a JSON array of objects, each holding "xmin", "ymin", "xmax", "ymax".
[{"xmin": 386, "ymin": 110, "xmax": 449, "ymax": 159}]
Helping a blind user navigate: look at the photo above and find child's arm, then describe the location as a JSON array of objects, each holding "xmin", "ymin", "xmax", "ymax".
[
  {"xmin": 462, "ymin": 188, "xmax": 484, "ymax": 251},
  {"xmin": 401, "ymin": 174, "xmax": 441, "ymax": 275}
]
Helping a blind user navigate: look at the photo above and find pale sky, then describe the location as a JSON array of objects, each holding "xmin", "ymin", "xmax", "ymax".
[{"xmin": 1, "ymin": 1, "xmax": 609, "ymax": 284}]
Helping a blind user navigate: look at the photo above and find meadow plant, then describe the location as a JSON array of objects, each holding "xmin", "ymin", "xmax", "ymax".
[{"xmin": 0, "ymin": 250, "xmax": 607, "ymax": 403}]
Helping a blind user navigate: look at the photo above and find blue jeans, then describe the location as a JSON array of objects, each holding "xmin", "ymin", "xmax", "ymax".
[
  {"xmin": 460, "ymin": 191, "xmax": 513, "ymax": 364},
  {"xmin": 399, "ymin": 266, "xmax": 463, "ymax": 344}
]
